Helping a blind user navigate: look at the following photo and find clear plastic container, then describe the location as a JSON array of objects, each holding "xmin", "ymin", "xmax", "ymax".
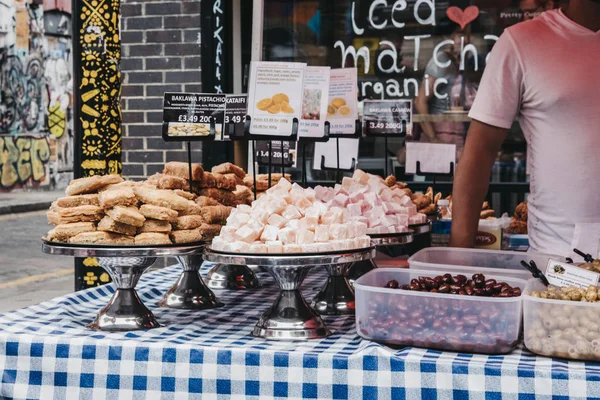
[
  {"xmin": 523, "ymin": 279, "xmax": 600, "ymax": 361},
  {"xmin": 355, "ymin": 268, "xmax": 526, "ymax": 354},
  {"xmin": 409, "ymin": 247, "xmax": 565, "ymax": 280}
]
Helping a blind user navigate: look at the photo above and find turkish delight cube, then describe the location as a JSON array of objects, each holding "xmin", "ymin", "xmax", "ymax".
[
  {"xmin": 314, "ymin": 185, "xmax": 332, "ymax": 202},
  {"xmin": 353, "ymin": 221, "xmax": 368, "ymax": 236},
  {"xmin": 287, "ymin": 219, "xmax": 299, "ymax": 229},
  {"xmin": 260, "ymin": 225, "xmax": 280, "ymax": 242},
  {"xmin": 266, "ymin": 241, "xmax": 283, "ymax": 253},
  {"xmin": 236, "ymin": 204, "xmax": 252, "ymax": 214},
  {"xmin": 297, "ymin": 229, "xmax": 315, "ymax": 245},
  {"xmin": 282, "ymin": 205, "xmax": 302, "ymax": 220},
  {"xmin": 314, "ymin": 225, "xmax": 330, "ymax": 242},
  {"xmin": 347, "ymin": 222, "xmax": 357, "ymax": 238},
  {"xmin": 268, "ymin": 214, "xmax": 287, "ymax": 228},
  {"xmin": 220, "ymin": 226, "xmax": 239, "ymax": 242},
  {"xmin": 235, "ymin": 225, "xmax": 263, "ymax": 243},
  {"xmin": 251, "ymin": 209, "xmax": 270, "ymax": 224},
  {"xmin": 329, "ymin": 223, "xmax": 348, "ymax": 240},
  {"xmin": 317, "ymin": 243, "xmax": 333, "ymax": 253},
  {"xmin": 304, "ymin": 188, "xmax": 316, "ymax": 202},
  {"xmin": 211, "ymin": 237, "xmax": 226, "ymax": 251},
  {"xmin": 226, "ymin": 241, "xmax": 250, "ymax": 253},
  {"xmin": 283, "ymin": 244, "xmax": 302, "ymax": 253},
  {"xmin": 277, "ymin": 228, "xmax": 297, "ymax": 245},
  {"xmin": 295, "ymin": 197, "xmax": 312, "ymax": 214},
  {"xmin": 266, "ymin": 197, "xmax": 288, "ymax": 215},
  {"xmin": 249, "ymin": 243, "xmax": 268, "ymax": 253},
  {"xmin": 226, "ymin": 212, "xmax": 250, "ymax": 229},
  {"xmin": 333, "ymin": 193, "xmax": 349, "ymax": 207},
  {"xmin": 347, "ymin": 203, "xmax": 362, "ymax": 218},
  {"xmin": 298, "ymin": 217, "xmax": 318, "ymax": 231}
]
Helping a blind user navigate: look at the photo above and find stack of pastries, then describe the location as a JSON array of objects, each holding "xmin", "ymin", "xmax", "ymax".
[{"xmin": 45, "ymin": 162, "xmax": 246, "ymax": 246}]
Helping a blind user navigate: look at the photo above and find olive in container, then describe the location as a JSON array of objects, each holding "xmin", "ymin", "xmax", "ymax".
[
  {"xmin": 354, "ymin": 268, "xmax": 526, "ymax": 354},
  {"xmin": 524, "ymin": 279, "xmax": 600, "ymax": 361}
]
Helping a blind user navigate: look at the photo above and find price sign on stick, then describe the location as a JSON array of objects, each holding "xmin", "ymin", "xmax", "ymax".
[
  {"xmin": 224, "ymin": 94, "xmax": 247, "ymax": 140},
  {"xmin": 162, "ymin": 92, "xmax": 226, "ymax": 141},
  {"xmin": 363, "ymin": 100, "xmax": 413, "ymax": 136},
  {"xmin": 255, "ymin": 141, "xmax": 294, "ymax": 167}
]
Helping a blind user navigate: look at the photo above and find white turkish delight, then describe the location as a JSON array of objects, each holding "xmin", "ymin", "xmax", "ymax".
[
  {"xmin": 298, "ymin": 217, "xmax": 318, "ymax": 231},
  {"xmin": 295, "ymin": 197, "xmax": 312, "ymax": 214},
  {"xmin": 381, "ymin": 215, "xmax": 397, "ymax": 227},
  {"xmin": 380, "ymin": 189, "xmax": 393, "ymax": 202},
  {"xmin": 260, "ymin": 225, "xmax": 280, "ymax": 242},
  {"xmin": 317, "ymin": 243, "xmax": 333, "ymax": 253},
  {"xmin": 357, "ymin": 235, "xmax": 371, "ymax": 248},
  {"xmin": 314, "ymin": 225, "xmax": 330, "ymax": 242},
  {"xmin": 236, "ymin": 204, "xmax": 252, "ymax": 214},
  {"xmin": 398, "ymin": 207, "xmax": 409, "ymax": 216},
  {"xmin": 314, "ymin": 185, "xmax": 332, "ymax": 202},
  {"xmin": 283, "ymin": 244, "xmax": 302, "ymax": 253},
  {"xmin": 289, "ymin": 187, "xmax": 305, "ymax": 203},
  {"xmin": 333, "ymin": 193, "xmax": 349, "ymax": 207},
  {"xmin": 276, "ymin": 177, "xmax": 292, "ymax": 191},
  {"xmin": 397, "ymin": 214, "xmax": 409, "ymax": 226},
  {"xmin": 282, "ymin": 205, "xmax": 302, "ymax": 220},
  {"xmin": 228, "ymin": 241, "xmax": 250, "ymax": 253},
  {"xmin": 371, "ymin": 206, "xmax": 386, "ymax": 219},
  {"xmin": 266, "ymin": 241, "xmax": 283, "ymax": 253},
  {"xmin": 286, "ymin": 219, "xmax": 299, "ymax": 229},
  {"xmin": 377, "ymin": 226, "xmax": 390, "ymax": 234},
  {"xmin": 329, "ymin": 223, "xmax": 348, "ymax": 240},
  {"xmin": 266, "ymin": 197, "xmax": 288, "ymax": 215},
  {"xmin": 268, "ymin": 214, "xmax": 287, "ymax": 229},
  {"xmin": 366, "ymin": 227, "xmax": 377, "ymax": 235},
  {"xmin": 348, "ymin": 190, "xmax": 365, "ymax": 204},
  {"xmin": 227, "ymin": 212, "xmax": 250, "ymax": 229},
  {"xmin": 363, "ymin": 192, "xmax": 380, "ymax": 208},
  {"xmin": 249, "ymin": 243, "xmax": 268, "ymax": 253},
  {"xmin": 211, "ymin": 237, "xmax": 226, "ymax": 251},
  {"xmin": 220, "ymin": 226, "xmax": 239, "ymax": 242},
  {"xmin": 387, "ymin": 225, "xmax": 398, "ymax": 233},
  {"xmin": 353, "ymin": 221, "xmax": 368, "ymax": 236},
  {"xmin": 300, "ymin": 243, "xmax": 321, "ymax": 253},
  {"xmin": 251, "ymin": 209, "xmax": 270, "ymax": 224},
  {"xmin": 368, "ymin": 217, "xmax": 381, "ymax": 228},
  {"xmin": 341, "ymin": 177, "xmax": 354, "ymax": 191},
  {"xmin": 277, "ymin": 227, "xmax": 297, "ymax": 244},
  {"xmin": 329, "ymin": 240, "xmax": 346, "ymax": 251},
  {"xmin": 235, "ymin": 225, "xmax": 263, "ymax": 243},
  {"xmin": 347, "ymin": 222, "xmax": 357, "ymax": 238},
  {"xmin": 297, "ymin": 229, "xmax": 315, "ymax": 245},
  {"xmin": 396, "ymin": 225, "xmax": 409, "ymax": 233},
  {"xmin": 347, "ymin": 203, "xmax": 362, "ymax": 218}
]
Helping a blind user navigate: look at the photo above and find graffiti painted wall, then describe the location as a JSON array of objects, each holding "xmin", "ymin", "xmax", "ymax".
[{"xmin": 0, "ymin": 0, "xmax": 72, "ymax": 191}]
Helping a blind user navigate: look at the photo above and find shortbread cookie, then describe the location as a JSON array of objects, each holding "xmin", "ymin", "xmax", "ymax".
[
  {"xmin": 70, "ymin": 231, "xmax": 134, "ymax": 245},
  {"xmin": 163, "ymin": 162, "xmax": 204, "ymax": 181},
  {"xmin": 99, "ymin": 187, "xmax": 137, "ymax": 209},
  {"xmin": 139, "ymin": 204, "xmax": 178, "ymax": 222},
  {"xmin": 174, "ymin": 215, "xmax": 204, "ymax": 230},
  {"xmin": 133, "ymin": 186, "xmax": 195, "ymax": 211},
  {"xmin": 97, "ymin": 216, "xmax": 137, "ymax": 236},
  {"xmin": 211, "ymin": 162, "xmax": 245, "ymax": 179},
  {"xmin": 138, "ymin": 219, "xmax": 172, "ymax": 233},
  {"xmin": 65, "ymin": 174, "xmax": 123, "ymax": 196},
  {"xmin": 105, "ymin": 206, "xmax": 145, "ymax": 227},
  {"xmin": 53, "ymin": 222, "xmax": 97, "ymax": 239},
  {"xmin": 56, "ymin": 194, "xmax": 99, "ymax": 208},
  {"xmin": 170, "ymin": 229, "xmax": 203, "ymax": 244},
  {"xmin": 134, "ymin": 232, "xmax": 171, "ymax": 246}
]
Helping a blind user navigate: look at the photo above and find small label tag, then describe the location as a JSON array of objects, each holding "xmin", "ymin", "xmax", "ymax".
[
  {"xmin": 224, "ymin": 94, "xmax": 247, "ymax": 139},
  {"xmin": 545, "ymin": 259, "xmax": 600, "ymax": 288},
  {"xmin": 255, "ymin": 141, "xmax": 294, "ymax": 167}
]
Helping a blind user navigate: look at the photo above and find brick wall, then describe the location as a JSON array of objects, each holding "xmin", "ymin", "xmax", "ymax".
[{"xmin": 120, "ymin": 0, "xmax": 202, "ymax": 181}]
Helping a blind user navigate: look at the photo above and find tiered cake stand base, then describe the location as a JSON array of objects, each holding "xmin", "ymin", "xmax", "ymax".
[{"xmin": 204, "ymin": 247, "xmax": 375, "ymax": 339}]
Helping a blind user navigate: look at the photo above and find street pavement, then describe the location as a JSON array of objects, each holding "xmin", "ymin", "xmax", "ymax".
[{"xmin": 0, "ymin": 210, "xmax": 74, "ymax": 313}]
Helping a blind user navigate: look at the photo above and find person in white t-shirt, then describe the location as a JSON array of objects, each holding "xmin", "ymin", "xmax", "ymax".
[{"xmin": 450, "ymin": 0, "xmax": 600, "ymax": 257}]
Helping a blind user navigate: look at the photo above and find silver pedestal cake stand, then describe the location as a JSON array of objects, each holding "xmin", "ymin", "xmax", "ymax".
[
  {"xmin": 205, "ymin": 263, "xmax": 260, "ymax": 290},
  {"xmin": 42, "ymin": 241, "xmax": 204, "ymax": 331},
  {"xmin": 346, "ymin": 222, "xmax": 431, "ymax": 287},
  {"xmin": 158, "ymin": 253, "xmax": 223, "ymax": 310},
  {"xmin": 204, "ymin": 246, "xmax": 375, "ymax": 340},
  {"xmin": 312, "ymin": 232, "xmax": 414, "ymax": 316}
]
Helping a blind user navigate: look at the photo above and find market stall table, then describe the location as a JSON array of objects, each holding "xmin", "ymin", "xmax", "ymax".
[{"xmin": 1, "ymin": 264, "xmax": 599, "ymax": 399}]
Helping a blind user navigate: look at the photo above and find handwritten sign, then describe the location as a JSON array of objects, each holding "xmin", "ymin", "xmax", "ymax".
[{"xmin": 545, "ymin": 259, "xmax": 600, "ymax": 289}]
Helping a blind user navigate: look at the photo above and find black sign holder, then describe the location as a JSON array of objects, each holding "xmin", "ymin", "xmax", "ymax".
[
  {"xmin": 364, "ymin": 119, "xmax": 407, "ymax": 178},
  {"xmin": 414, "ymin": 160, "xmax": 455, "ymax": 193},
  {"xmin": 218, "ymin": 115, "xmax": 299, "ymax": 198},
  {"xmin": 319, "ymin": 119, "xmax": 362, "ymax": 184},
  {"xmin": 297, "ymin": 122, "xmax": 331, "ymax": 187}
]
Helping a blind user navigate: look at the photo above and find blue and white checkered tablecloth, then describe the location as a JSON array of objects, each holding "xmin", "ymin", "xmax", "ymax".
[{"xmin": 1, "ymin": 264, "xmax": 600, "ymax": 400}]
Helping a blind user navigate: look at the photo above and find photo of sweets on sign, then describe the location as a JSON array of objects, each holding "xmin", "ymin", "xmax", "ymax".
[
  {"xmin": 298, "ymin": 66, "xmax": 331, "ymax": 139},
  {"xmin": 545, "ymin": 259, "xmax": 600, "ymax": 289},
  {"xmin": 162, "ymin": 93, "xmax": 226, "ymax": 141},
  {"xmin": 247, "ymin": 61, "xmax": 306, "ymax": 136},
  {"xmin": 327, "ymin": 68, "xmax": 358, "ymax": 135},
  {"xmin": 363, "ymin": 99, "xmax": 413, "ymax": 136}
]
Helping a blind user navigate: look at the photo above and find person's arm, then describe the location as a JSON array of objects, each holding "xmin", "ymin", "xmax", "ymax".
[
  {"xmin": 415, "ymin": 76, "xmax": 440, "ymax": 143},
  {"xmin": 449, "ymin": 120, "xmax": 507, "ymax": 247}
]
